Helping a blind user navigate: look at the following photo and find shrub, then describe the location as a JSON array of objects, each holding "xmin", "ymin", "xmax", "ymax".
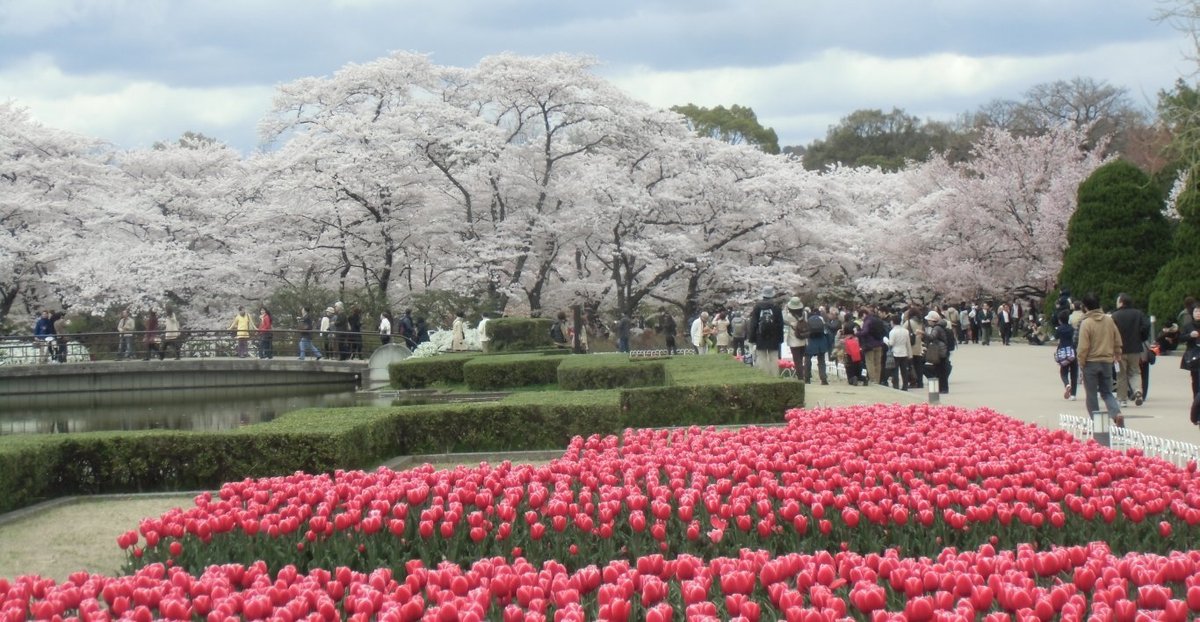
[
  {"xmin": 485, "ymin": 318, "xmax": 556, "ymax": 352},
  {"xmin": 557, "ymin": 355, "xmax": 666, "ymax": 390},
  {"xmin": 462, "ymin": 354, "xmax": 567, "ymax": 390},
  {"xmin": 388, "ymin": 352, "xmax": 477, "ymax": 388}
]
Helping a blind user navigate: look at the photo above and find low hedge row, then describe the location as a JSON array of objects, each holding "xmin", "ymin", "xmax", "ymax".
[
  {"xmin": 388, "ymin": 353, "xmax": 476, "ymax": 389},
  {"xmin": 557, "ymin": 355, "xmax": 666, "ymax": 390},
  {"xmin": 0, "ymin": 356, "xmax": 802, "ymax": 514},
  {"xmin": 462, "ymin": 354, "xmax": 567, "ymax": 390}
]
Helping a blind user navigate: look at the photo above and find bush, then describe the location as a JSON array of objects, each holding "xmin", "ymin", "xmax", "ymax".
[
  {"xmin": 557, "ymin": 355, "xmax": 666, "ymax": 390},
  {"xmin": 462, "ymin": 354, "xmax": 567, "ymax": 390},
  {"xmin": 388, "ymin": 352, "xmax": 477, "ymax": 388},
  {"xmin": 0, "ymin": 356, "xmax": 801, "ymax": 513},
  {"xmin": 485, "ymin": 318, "xmax": 556, "ymax": 352}
]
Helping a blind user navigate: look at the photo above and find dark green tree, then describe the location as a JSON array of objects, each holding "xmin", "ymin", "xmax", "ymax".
[
  {"xmin": 1058, "ymin": 160, "xmax": 1171, "ymax": 313},
  {"xmin": 670, "ymin": 104, "xmax": 780, "ymax": 154},
  {"xmin": 799, "ymin": 108, "xmax": 967, "ymax": 171},
  {"xmin": 1149, "ymin": 167, "xmax": 1200, "ymax": 325}
]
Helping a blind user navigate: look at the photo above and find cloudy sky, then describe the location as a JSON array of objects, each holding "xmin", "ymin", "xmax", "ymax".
[{"xmin": 0, "ymin": 0, "xmax": 1194, "ymax": 152}]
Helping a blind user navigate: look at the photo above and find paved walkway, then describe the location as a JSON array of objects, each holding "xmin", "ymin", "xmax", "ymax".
[{"xmin": 808, "ymin": 341, "xmax": 1198, "ymax": 443}]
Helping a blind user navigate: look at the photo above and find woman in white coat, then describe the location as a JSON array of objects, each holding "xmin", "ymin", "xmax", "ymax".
[
  {"xmin": 784, "ymin": 297, "xmax": 809, "ymax": 376},
  {"xmin": 885, "ymin": 313, "xmax": 913, "ymax": 390},
  {"xmin": 690, "ymin": 311, "xmax": 711, "ymax": 354}
]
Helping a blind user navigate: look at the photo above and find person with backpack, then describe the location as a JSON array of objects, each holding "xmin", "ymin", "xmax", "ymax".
[
  {"xmin": 856, "ymin": 306, "xmax": 888, "ymax": 386},
  {"xmin": 922, "ymin": 310, "xmax": 951, "ymax": 394},
  {"xmin": 838, "ymin": 324, "xmax": 865, "ymax": 385},
  {"xmin": 729, "ymin": 310, "xmax": 747, "ymax": 357},
  {"xmin": 747, "ymin": 286, "xmax": 784, "ymax": 376},
  {"xmin": 804, "ymin": 307, "xmax": 830, "ymax": 385}
]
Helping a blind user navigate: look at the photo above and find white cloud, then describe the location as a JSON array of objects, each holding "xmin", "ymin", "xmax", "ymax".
[
  {"xmin": 0, "ymin": 54, "xmax": 271, "ymax": 149},
  {"xmin": 606, "ymin": 35, "xmax": 1194, "ymax": 146}
]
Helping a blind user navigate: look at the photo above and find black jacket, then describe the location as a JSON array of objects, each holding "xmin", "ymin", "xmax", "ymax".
[
  {"xmin": 747, "ymin": 300, "xmax": 784, "ymax": 351},
  {"xmin": 1110, "ymin": 306, "xmax": 1149, "ymax": 355}
]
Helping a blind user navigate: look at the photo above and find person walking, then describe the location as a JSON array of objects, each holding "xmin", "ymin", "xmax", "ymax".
[
  {"xmin": 117, "ymin": 309, "xmax": 136, "ymax": 360},
  {"xmin": 347, "ymin": 305, "xmax": 364, "ymax": 359},
  {"xmin": 922, "ymin": 311, "xmax": 951, "ymax": 393},
  {"xmin": 885, "ymin": 313, "xmax": 913, "ymax": 390},
  {"xmin": 803, "ymin": 307, "xmax": 830, "ymax": 385},
  {"xmin": 1110, "ymin": 293, "xmax": 1149, "ymax": 407},
  {"xmin": 320, "ymin": 307, "xmax": 335, "ymax": 355},
  {"xmin": 616, "ymin": 313, "xmax": 632, "ymax": 353},
  {"xmin": 161, "ymin": 306, "xmax": 182, "ymax": 360},
  {"xmin": 1187, "ymin": 307, "xmax": 1200, "ymax": 426},
  {"xmin": 399, "ymin": 309, "xmax": 417, "ymax": 349},
  {"xmin": 997, "ymin": 303, "xmax": 1013, "ymax": 346},
  {"xmin": 333, "ymin": 302, "xmax": 350, "ymax": 360},
  {"xmin": 258, "ymin": 306, "xmax": 274, "ymax": 359},
  {"xmin": 1054, "ymin": 310, "xmax": 1079, "ymax": 401},
  {"xmin": 978, "ymin": 303, "xmax": 995, "ymax": 345},
  {"xmin": 784, "ymin": 298, "xmax": 808, "ymax": 377},
  {"xmin": 298, "ymin": 307, "xmax": 322, "ymax": 360},
  {"xmin": 713, "ymin": 312, "xmax": 731, "ymax": 354},
  {"xmin": 690, "ymin": 311, "xmax": 711, "ymax": 355},
  {"xmin": 477, "ymin": 312, "xmax": 491, "ymax": 353},
  {"xmin": 379, "ymin": 310, "xmax": 393, "ymax": 347},
  {"xmin": 227, "ymin": 306, "xmax": 256, "ymax": 359},
  {"xmin": 450, "ymin": 310, "xmax": 466, "ymax": 351},
  {"xmin": 144, "ymin": 309, "xmax": 163, "ymax": 360},
  {"xmin": 658, "ymin": 308, "xmax": 678, "ymax": 355},
  {"xmin": 747, "ymin": 286, "xmax": 784, "ymax": 376},
  {"xmin": 729, "ymin": 310, "xmax": 747, "ymax": 357},
  {"xmin": 856, "ymin": 306, "xmax": 888, "ymax": 386},
  {"xmin": 1077, "ymin": 293, "xmax": 1124, "ymax": 428}
]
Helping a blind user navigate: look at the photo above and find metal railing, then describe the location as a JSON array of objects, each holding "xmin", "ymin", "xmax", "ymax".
[
  {"xmin": 1059, "ymin": 413, "xmax": 1200, "ymax": 466},
  {"xmin": 0, "ymin": 329, "xmax": 404, "ymax": 366}
]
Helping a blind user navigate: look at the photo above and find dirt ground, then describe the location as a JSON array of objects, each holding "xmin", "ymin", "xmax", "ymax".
[{"xmin": 0, "ymin": 495, "xmax": 196, "ymax": 582}]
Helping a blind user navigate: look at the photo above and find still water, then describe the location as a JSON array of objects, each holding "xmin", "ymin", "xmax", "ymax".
[{"xmin": 0, "ymin": 387, "xmax": 395, "ymax": 435}]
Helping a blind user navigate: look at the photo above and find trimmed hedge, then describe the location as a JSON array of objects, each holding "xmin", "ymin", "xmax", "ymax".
[
  {"xmin": 485, "ymin": 317, "xmax": 556, "ymax": 352},
  {"xmin": 0, "ymin": 356, "xmax": 802, "ymax": 514},
  {"xmin": 557, "ymin": 355, "xmax": 666, "ymax": 390},
  {"xmin": 462, "ymin": 354, "xmax": 567, "ymax": 390},
  {"xmin": 388, "ymin": 352, "xmax": 476, "ymax": 389}
]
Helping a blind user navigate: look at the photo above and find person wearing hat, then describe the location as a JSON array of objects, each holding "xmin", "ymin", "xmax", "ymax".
[
  {"xmin": 320, "ymin": 307, "xmax": 335, "ymax": 355},
  {"xmin": 748, "ymin": 286, "xmax": 784, "ymax": 375},
  {"xmin": 784, "ymin": 297, "xmax": 808, "ymax": 379},
  {"xmin": 923, "ymin": 310, "xmax": 951, "ymax": 393}
]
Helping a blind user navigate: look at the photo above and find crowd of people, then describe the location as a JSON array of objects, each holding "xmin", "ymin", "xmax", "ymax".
[
  {"xmin": 22, "ymin": 302, "xmax": 436, "ymax": 363},
  {"xmin": 641, "ymin": 287, "xmax": 1053, "ymax": 395}
]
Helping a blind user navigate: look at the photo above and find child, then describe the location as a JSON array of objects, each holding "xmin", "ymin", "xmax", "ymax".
[{"xmin": 839, "ymin": 324, "xmax": 865, "ymax": 385}]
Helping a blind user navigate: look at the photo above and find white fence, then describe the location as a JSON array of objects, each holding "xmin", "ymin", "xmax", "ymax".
[{"xmin": 1059, "ymin": 413, "xmax": 1200, "ymax": 466}]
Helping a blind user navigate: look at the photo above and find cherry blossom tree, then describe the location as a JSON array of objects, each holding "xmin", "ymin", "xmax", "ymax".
[
  {"xmin": 0, "ymin": 103, "xmax": 117, "ymax": 325},
  {"xmin": 913, "ymin": 126, "xmax": 1108, "ymax": 301}
]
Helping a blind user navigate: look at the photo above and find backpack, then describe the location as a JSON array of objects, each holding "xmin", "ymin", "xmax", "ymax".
[
  {"xmin": 944, "ymin": 325, "xmax": 957, "ymax": 352},
  {"xmin": 807, "ymin": 314, "xmax": 826, "ymax": 338},
  {"xmin": 755, "ymin": 307, "xmax": 777, "ymax": 343},
  {"xmin": 844, "ymin": 336, "xmax": 862, "ymax": 363},
  {"xmin": 923, "ymin": 327, "xmax": 947, "ymax": 365},
  {"xmin": 550, "ymin": 321, "xmax": 566, "ymax": 344}
]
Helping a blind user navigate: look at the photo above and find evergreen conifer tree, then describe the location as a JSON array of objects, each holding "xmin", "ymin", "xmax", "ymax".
[{"xmin": 1057, "ymin": 160, "xmax": 1170, "ymax": 313}]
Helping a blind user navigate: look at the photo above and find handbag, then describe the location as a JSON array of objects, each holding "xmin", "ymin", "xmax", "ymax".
[
  {"xmin": 1182, "ymin": 345, "xmax": 1200, "ymax": 371},
  {"xmin": 1054, "ymin": 345, "xmax": 1076, "ymax": 367}
]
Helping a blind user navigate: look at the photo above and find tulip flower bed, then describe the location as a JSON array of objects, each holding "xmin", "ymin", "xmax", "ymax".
[
  {"xmin": 11, "ymin": 543, "xmax": 1200, "ymax": 621},
  {"xmin": 10, "ymin": 403, "xmax": 1200, "ymax": 620}
]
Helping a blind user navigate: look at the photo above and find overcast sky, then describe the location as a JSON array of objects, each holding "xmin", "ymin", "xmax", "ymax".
[{"xmin": 0, "ymin": 0, "xmax": 1193, "ymax": 153}]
